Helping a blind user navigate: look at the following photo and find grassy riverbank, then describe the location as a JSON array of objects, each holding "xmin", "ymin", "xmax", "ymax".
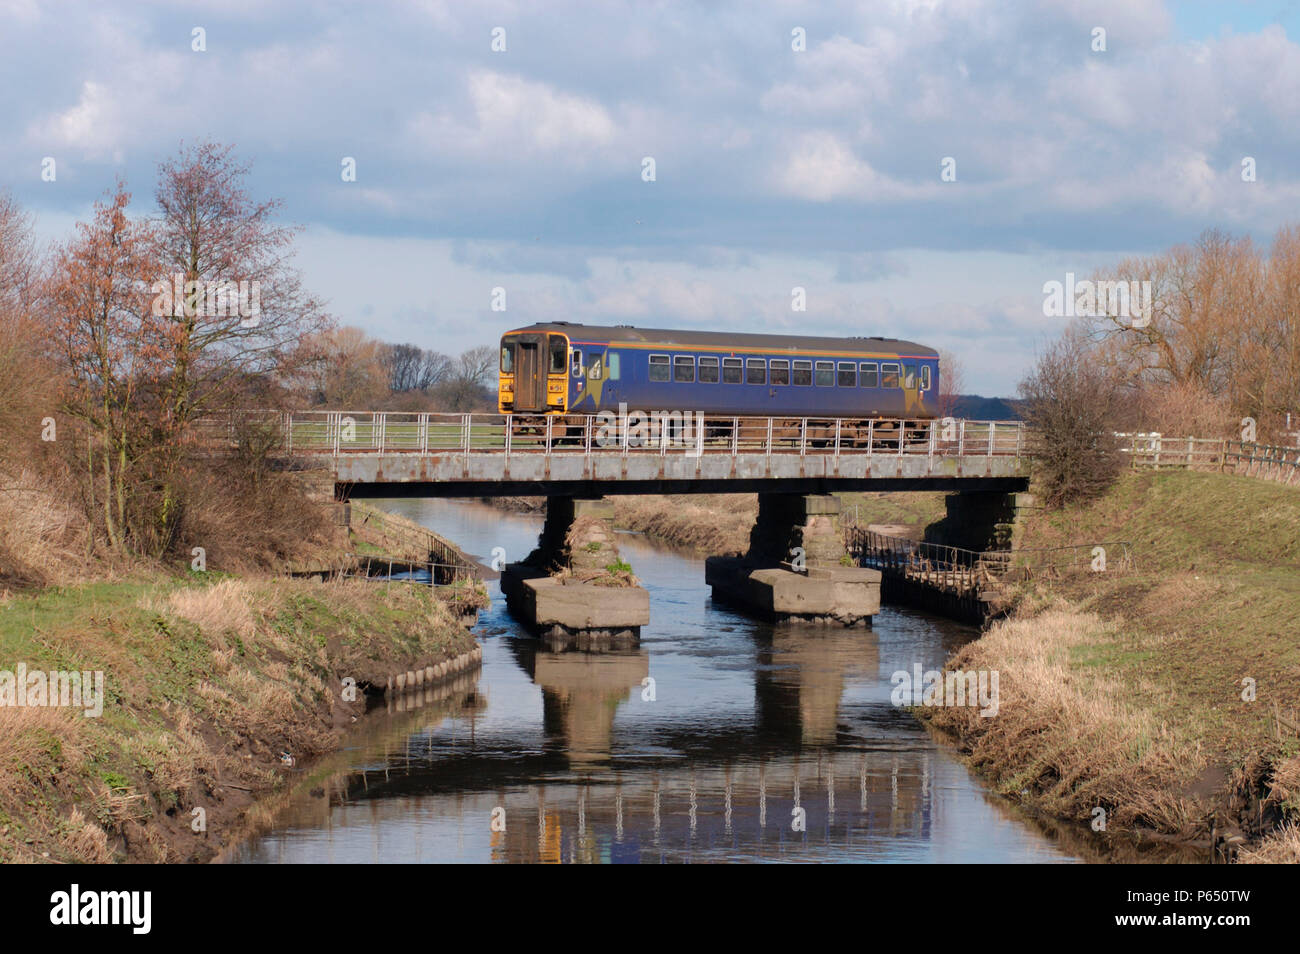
[
  {"xmin": 921, "ymin": 469, "xmax": 1300, "ymax": 861},
  {"xmin": 0, "ymin": 572, "xmax": 476, "ymax": 863}
]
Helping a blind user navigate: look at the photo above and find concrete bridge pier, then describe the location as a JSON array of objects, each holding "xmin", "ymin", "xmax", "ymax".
[
  {"xmin": 923, "ymin": 490, "xmax": 1038, "ymax": 552},
  {"xmin": 705, "ymin": 493, "xmax": 881, "ymax": 626},
  {"xmin": 500, "ymin": 496, "xmax": 650, "ymax": 650}
]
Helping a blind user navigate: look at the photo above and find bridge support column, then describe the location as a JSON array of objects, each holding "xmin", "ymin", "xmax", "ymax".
[
  {"xmin": 748, "ymin": 493, "xmax": 848, "ymax": 567},
  {"xmin": 501, "ymin": 496, "xmax": 650, "ymax": 650},
  {"xmin": 924, "ymin": 491, "xmax": 1038, "ymax": 552},
  {"xmin": 706, "ymin": 493, "xmax": 880, "ymax": 626}
]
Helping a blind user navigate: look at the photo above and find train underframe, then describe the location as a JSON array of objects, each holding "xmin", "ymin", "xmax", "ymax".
[{"xmin": 507, "ymin": 414, "xmax": 933, "ymax": 450}]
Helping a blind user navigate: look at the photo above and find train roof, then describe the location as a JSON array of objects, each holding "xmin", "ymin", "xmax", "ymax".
[{"xmin": 503, "ymin": 322, "xmax": 938, "ymax": 357}]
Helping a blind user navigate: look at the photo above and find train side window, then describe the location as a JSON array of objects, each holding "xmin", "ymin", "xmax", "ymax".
[
  {"xmin": 837, "ymin": 362, "xmax": 857, "ymax": 387},
  {"xmin": 881, "ymin": 362, "xmax": 900, "ymax": 388},
  {"xmin": 589, "ymin": 356, "xmax": 602, "ymax": 380},
  {"xmin": 903, "ymin": 364, "xmax": 917, "ymax": 389},
  {"xmin": 792, "ymin": 360, "xmax": 812, "ymax": 386},
  {"xmin": 920, "ymin": 365, "xmax": 931, "ymax": 390},
  {"xmin": 860, "ymin": 362, "xmax": 878, "ymax": 387},
  {"xmin": 571, "ymin": 349, "xmax": 583, "ymax": 376},
  {"xmin": 698, "ymin": 355, "xmax": 719, "ymax": 383},
  {"xmin": 674, "ymin": 355, "xmax": 695, "ymax": 383},
  {"xmin": 649, "ymin": 354, "xmax": 670, "ymax": 382},
  {"xmin": 770, "ymin": 359, "xmax": 789, "ymax": 386},
  {"xmin": 815, "ymin": 360, "xmax": 834, "ymax": 386},
  {"xmin": 608, "ymin": 352, "xmax": 620, "ymax": 381},
  {"xmin": 549, "ymin": 336, "xmax": 567, "ymax": 373},
  {"xmin": 722, "ymin": 357, "xmax": 743, "ymax": 384},
  {"xmin": 746, "ymin": 358, "xmax": 766, "ymax": 385}
]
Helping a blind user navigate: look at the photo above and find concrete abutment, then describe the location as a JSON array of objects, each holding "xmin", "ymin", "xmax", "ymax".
[
  {"xmin": 706, "ymin": 493, "xmax": 881, "ymax": 626},
  {"xmin": 501, "ymin": 496, "xmax": 650, "ymax": 650}
]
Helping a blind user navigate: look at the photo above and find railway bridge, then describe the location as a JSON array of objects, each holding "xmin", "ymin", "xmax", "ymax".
[
  {"xmin": 207, "ymin": 410, "xmax": 1032, "ymax": 633},
  {"xmin": 228, "ymin": 410, "xmax": 1030, "ymax": 497}
]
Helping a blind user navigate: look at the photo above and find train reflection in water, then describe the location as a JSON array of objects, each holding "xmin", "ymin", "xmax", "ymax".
[{"xmin": 230, "ymin": 498, "xmax": 1074, "ymax": 864}]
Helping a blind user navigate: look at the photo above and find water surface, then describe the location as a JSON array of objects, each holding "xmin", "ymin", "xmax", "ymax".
[{"xmin": 233, "ymin": 498, "xmax": 1078, "ymax": 864}]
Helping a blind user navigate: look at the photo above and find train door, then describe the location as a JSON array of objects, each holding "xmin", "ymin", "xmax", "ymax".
[{"xmin": 513, "ymin": 336, "xmax": 546, "ymax": 411}]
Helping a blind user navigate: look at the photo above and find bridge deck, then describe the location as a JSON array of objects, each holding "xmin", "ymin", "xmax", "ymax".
[{"xmin": 206, "ymin": 411, "xmax": 1030, "ymax": 497}]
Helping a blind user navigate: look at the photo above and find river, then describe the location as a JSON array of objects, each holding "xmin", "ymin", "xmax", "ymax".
[{"xmin": 231, "ymin": 498, "xmax": 1080, "ymax": 863}]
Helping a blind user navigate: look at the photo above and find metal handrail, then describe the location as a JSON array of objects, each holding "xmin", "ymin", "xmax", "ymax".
[{"xmin": 192, "ymin": 411, "xmax": 1027, "ymax": 460}]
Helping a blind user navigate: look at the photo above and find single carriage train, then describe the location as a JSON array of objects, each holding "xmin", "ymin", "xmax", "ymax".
[{"xmin": 498, "ymin": 322, "xmax": 940, "ymax": 447}]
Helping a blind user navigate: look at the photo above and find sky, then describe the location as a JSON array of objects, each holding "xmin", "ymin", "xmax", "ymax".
[{"xmin": 3, "ymin": 0, "xmax": 1298, "ymax": 395}]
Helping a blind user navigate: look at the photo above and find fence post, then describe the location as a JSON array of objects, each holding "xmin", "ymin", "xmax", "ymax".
[{"xmin": 988, "ymin": 421, "xmax": 996, "ymax": 457}]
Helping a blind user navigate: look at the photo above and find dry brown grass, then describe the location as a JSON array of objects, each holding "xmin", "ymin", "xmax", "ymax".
[
  {"xmin": 613, "ymin": 494, "xmax": 756, "ymax": 554},
  {"xmin": 925, "ymin": 608, "xmax": 1205, "ymax": 832},
  {"xmin": 0, "ymin": 706, "xmax": 88, "ymax": 799},
  {"xmin": 1239, "ymin": 823, "xmax": 1300, "ymax": 863},
  {"xmin": 59, "ymin": 807, "xmax": 113, "ymax": 864},
  {"xmin": 0, "ymin": 468, "xmax": 91, "ymax": 587}
]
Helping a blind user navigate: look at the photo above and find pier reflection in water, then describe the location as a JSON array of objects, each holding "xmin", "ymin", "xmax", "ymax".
[{"xmin": 232, "ymin": 499, "xmax": 1076, "ymax": 864}]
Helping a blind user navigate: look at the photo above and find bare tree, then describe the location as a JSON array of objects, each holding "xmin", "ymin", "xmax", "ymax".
[
  {"xmin": 1019, "ymin": 330, "xmax": 1125, "ymax": 507},
  {"xmin": 381, "ymin": 343, "xmax": 452, "ymax": 392},
  {"xmin": 937, "ymin": 348, "xmax": 966, "ymax": 419},
  {"xmin": 149, "ymin": 141, "xmax": 333, "ymax": 540}
]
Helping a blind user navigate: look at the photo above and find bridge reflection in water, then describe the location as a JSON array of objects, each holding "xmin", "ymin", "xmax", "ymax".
[{"xmin": 230, "ymin": 499, "xmax": 1073, "ymax": 864}]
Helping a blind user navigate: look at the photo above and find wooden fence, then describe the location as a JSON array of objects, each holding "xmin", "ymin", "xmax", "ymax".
[{"xmin": 1118, "ymin": 433, "xmax": 1300, "ymax": 486}]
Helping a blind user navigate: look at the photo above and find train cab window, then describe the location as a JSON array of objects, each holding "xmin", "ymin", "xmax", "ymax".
[
  {"xmin": 698, "ymin": 355, "xmax": 719, "ymax": 383},
  {"xmin": 549, "ymin": 336, "xmax": 567, "ymax": 374},
  {"xmin": 746, "ymin": 358, "xmax": 766, "ymax": 385},
  {"xmin": 815, "ymin": 360, "xmax": 834, "ymax": 386},
  {"xmin": 837, "ymin": 362, "xmax": 857, "ymax": 387},
  {"xmin": 903, "ymin": 364, "xmax": 917, "ymax": 389},
  {"xmin": 649, "ymin": 354, "xmax": 670, "ymax": 382},
  {"xmin": 500, "ymin": 342, "xmax": 515, "ymax": 374},
  {"xmin": 860, "ymin": 362, "xmax": 878, "ymax": 387},
  {"xmin": 722, "ymin": 357, "xmax": 743, "ymax": 384},
  {"xmin": 608, "ymin": 352, "xmax": 621, "ymax": 381},
  {"xmin": 571, "ymin": 349, "xmax": 583, "ymax": 376},
  {"xmin": 769, "ymin": 359, "xmax": 790, "ymax": 386},
  {"xmin": 792, "ymin": 360, "xmax": 812, "ymax": 386},
  {"xmin": 920, "ymin": 365, "xmax": 931, "ymax": 390},
  {"xmin": 881, "ymin": 362, "xmax": 900, "ymax": 388},
  {"xmin": 674, "ymin": 355, "xmax": 695, "ymax": 383}
]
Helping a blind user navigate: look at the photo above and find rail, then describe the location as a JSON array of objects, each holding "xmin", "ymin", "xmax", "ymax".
[{"xmin": 194, "ymin": 410, "xmax": 1027, "ymax": 459}]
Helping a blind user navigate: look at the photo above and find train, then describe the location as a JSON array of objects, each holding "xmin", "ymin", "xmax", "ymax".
[{"xmin": 497, "ymin": 322, "xmax": 939, "ymax": 445}]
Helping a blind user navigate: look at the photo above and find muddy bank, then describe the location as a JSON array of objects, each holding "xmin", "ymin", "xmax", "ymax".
[{"xmin": 0, "ymin": 576, "xmax": 477, "ymax": 863}]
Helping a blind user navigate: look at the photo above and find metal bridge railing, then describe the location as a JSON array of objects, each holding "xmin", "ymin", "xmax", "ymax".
[
  {"xmin": 845, "ymin": 527, "xmax": 1132, "ymax": 597},
  {"xmin": 194, "ymin": 411, "xmax": 1027, "ymax": 460}
]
